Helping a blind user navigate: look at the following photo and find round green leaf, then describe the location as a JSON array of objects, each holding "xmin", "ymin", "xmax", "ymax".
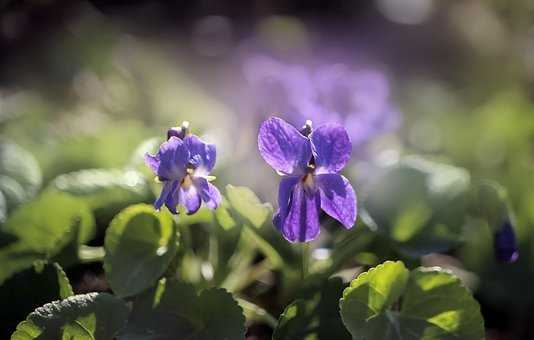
[
  {"xmin": 340, "ymin": 261, "xmax": 484, "ymax": 340},
  {"xmin": 119, "ymin": 280, "xmax": 245, "ymax": 340},
  {"xmin": 104, "ymin": 204, "xmax": 178, "ymax": 297},
  {"xmin": 11, "ymin": 292, "xmax": 129, "ymax": 340}
]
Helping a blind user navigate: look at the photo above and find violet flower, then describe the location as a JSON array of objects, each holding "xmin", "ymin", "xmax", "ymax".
[
  {"xmin": 258, "ymin": 117, "xmax": 357, "ymax": 242},
  {"xmin": 313, "ymin": 64, "xmax": 401, "ymax": 147},
  {"xmin": 244, "ymin": 56, "xmax": 400, "ymax": 147},
  {"xmin": 243, "ymin": 56, "xmax": 315, "ymax": 121},
  {"xmin": 144, "ymin": 130, "xmax": 221, "ymax": 215},
  {"xmin": 494, "ymin": 218, "xmax": 519, "ymax": 263}
]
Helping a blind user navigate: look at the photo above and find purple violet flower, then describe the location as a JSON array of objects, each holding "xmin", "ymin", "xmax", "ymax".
[
  {"xmin": 258, "ymin": 117, "xmax": 357, "ymax": 242},
  {"xmin": 244, "ymin": 56, "xmax": 401, "ymax": 148},
  {"xmin": 494, "ymin": 218, "xmax": 519, "ymax": 263},
  {"xmin": 144, "ymin": 130, "xmax": 221, "ymax": 215},
  {"xmin": 243, "ymin": 56, "xmax": 315, "ymax": 121},
  {"xmin": 313, "ymin": 64, "xmax": 401, "ymax": 146}
]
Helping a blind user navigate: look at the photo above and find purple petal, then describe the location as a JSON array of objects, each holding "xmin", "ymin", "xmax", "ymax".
[
  {"xmin": 150, "ymin": 137, "xmax": 189, "ymax": 180},
  {"xmin": 258, "ymin": 117, "xmax": 311, "ymax": 175},
  {"xmin": 144, "ymin": 153, "xmax": 159, "ymax": 173},
  {"xmin": 273, "ymin": 176, "xmax": 301, "ymax": 228},
  {"xmin": 179, "ymin": 184, "xmax": 202, "ymax": 215},
  {"xmin": 316, "ymin": 174, "xmax": 357, "ymax": 229},
  {"xmin": 195, "ymin": 177, "xmax": 222, "ymax": 209},
  {"xmin": 274, "ymin": 182, "xmax": 321, "ymax": 243},
  {"xmin": 167, "ymin": 126, "xmax": 187, "ymax": 140},
  {"xmin": 184, "ymin": 135, "xmax": 216, "ymax": 175},
  {"xmin": 310, "ymin": 124, "xmax": 351, "ymax": 174},
  {"xmin": 154, "ymin": 180, "xmax": 175, "ymax": 211},
  {"xmin": 161, "ymin": 180, "xmax": 181, "ymax": 214},
  {"xmin": 494, "ymin": 219, "xmax": 519, "ymax": 263},
  {"xmin": 243, "ymin": 56, "xmax": 315, "ymax": 124}
]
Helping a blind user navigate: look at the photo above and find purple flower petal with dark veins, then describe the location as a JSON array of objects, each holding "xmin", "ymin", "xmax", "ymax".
[
  {"xmin": 494, "ymin": 218, "xmax": 519, "ymax": 263},
  {"xmin": 273, "ymin": 176, "xmax": 301, "ymax": 229},
  {"xmin": 258, "ymin": 117, "xmax": 311, "ymax": 175},
  {"xmin": 275, "ymin": 183, "xmax": 321, "ymax": 243},
  {"xmin": 144, "ymin": 153, "xmax": 160, "ymax": 174},
  {"xmin": 184, "ymin": 135, "xmax": 217, "ymax": 176},
  {"xmin": 154, "ymin": 180, "xmax": 176, "ymax": 211},
  {"xmin": 145, "ymin": 137, "xmax": 189, "ymax": 181},
  {"xmin": 145, "ymin": 130, "xmax": 221, "ymax": 215},
  {"xmin": 195, "ymin": 177, "xmax": 222, "ymax": 209},
  {"xmin": 164, "ymin": 181, "xmax": 181, "ymax": 214},
  {"xmin": 259, "ymin": 117, "xmax": 358, "ymax": 242},
  {"xmin": 310, "ymin": 124, "xmax": 351, "ymax": 174},
  {"xmin": 316, "ymin": 173, "xmax": 357, "ymax": 229},
  {"xmin": 179, "ymin": 185, "xmax": 202, "ymax": 215}
]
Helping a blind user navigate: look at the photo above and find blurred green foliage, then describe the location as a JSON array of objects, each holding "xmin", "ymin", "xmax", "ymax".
[{"xmin": 0, "ymin": 1, "xmax": 533, "ymax": 337}]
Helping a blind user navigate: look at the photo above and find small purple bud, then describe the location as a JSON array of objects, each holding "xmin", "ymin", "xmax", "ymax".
[
  {"xmin": 167, "ymin": 121, "xmax": 190, "ymax": 140},
  {"xmin": 494, "ymin": 218, "xmax": 519, "ymax": 263},
  {"xmin": 299, "ymin": 119, "xmax": 313, "ymax": 137}
]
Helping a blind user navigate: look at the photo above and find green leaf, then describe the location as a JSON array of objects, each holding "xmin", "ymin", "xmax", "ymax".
[
  {"xmin": 472, "ymin": 181, "xmax": 509, "ymax": 229},
  {"xmin": 0, "ymin": 243, "xmax": 42, "ymax": 285},
  {"xmin": 0, "ymin": 192, "xmax": 95, "ymax": 283},
  {"xmin": 340, "ymin": 261, "xmax": 484, "ymax": 340},
  {"xmin": 11, "ymin": 292, "xmax": 129, "ymax": 340},
  {"xmin": 127, "ymin": 137, "xmax": 161, "ymax": 169},
  {"xmin": 50, "ymin": 168, "xmax": 152, "ymax": 226},
  {"xmin": 274, "ymin": 278, "xmax": 351, "ymax": 340},
  {"xmin": 225, "ymin": 185, "xmax": 299, "ymax": 269},
  {"xmin": 2, "ymin": 191, "xmax": 95, "ymax": 254},
  {"xmin": 0, "ymin": 141, "xmax": 42, "ymax": 198},
  {"xmin": 236, "ymin": 298, "xmax": 278, "ymax": 328},
  {"xmin": 0, "ymin": 175, "xmax": 26, "ymax": 214},
  {"xmin": 104, "ymin": 204, "xmax": 178, "ymax": 297},
  {"xmin": 274, "ymin": 300, "xmax": 311, "ymax": 340},
  {"xmin": 35, "ymin": 261, "xmax": 74, "ymax": 299},
  {"xmin": 0, "ymin": 190, "xmax": 6, "ymax": 224},
  {"xmin": 119, "ymin": 279, "xmax": 245, "ymax": 340},
  {"xmin": 211, "ymin": 199, "xmax": 243, "ymax": 284},
  {"xmin": 0, "ymin": 261, "xmax": 73, "ymax": 338},
  {"xmin": 0, "ymin": 141, "xmax": 42, "ymax": 215},
  {"xmin": 225, "ymin": 184, "xmax": 272, "ymax": 228},
  {"xmin": 365, "ymin": 157, "xmax": 470, "ymax": 256}
]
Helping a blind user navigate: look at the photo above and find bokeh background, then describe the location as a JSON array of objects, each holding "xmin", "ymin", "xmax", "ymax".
[{"xmin": 1, "ymin": 0, "xmax": 533, "ymax": 339}]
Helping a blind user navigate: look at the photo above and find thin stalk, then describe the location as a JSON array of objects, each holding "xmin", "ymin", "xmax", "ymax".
[
  {"xmin": 78, "ymin": 245, "xmax": 105, "ymax": 263},
  {"xmin": 301, "ymin": 242, "xmax": 310, "ymax": 280}
]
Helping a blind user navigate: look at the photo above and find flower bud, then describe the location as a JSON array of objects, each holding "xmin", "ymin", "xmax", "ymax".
[
  {"xmin": 167, "ymin": 121, "xmax": 190, "ymax": 140},
  {"xmin": 494, "ymin": 218, "xmax": 519, "ymax": 263},
  {"xmin": 299, "ymin": 119, "xmax": 313, "ymax": 137}
]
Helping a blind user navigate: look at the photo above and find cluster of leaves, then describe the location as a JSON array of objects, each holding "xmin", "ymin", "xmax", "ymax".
[{"xmin": 0, "ymin": 139, "xmax": 487, "ymax": 339}]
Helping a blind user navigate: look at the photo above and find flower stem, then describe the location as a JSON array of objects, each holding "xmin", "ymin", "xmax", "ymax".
[
  {"xmin": 301, "ymin": 242, "xmax": 310, "ymax": 280},
  {"xmin": 78, "ymin": 245, "xmax": 105, "ymax": 263}
]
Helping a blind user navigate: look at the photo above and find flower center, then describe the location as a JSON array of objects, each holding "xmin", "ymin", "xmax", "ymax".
[
  {"xmin": 182, "ymin": 172, "xmax": 194, "ymax": 189},
  {"xmin": 301, "ymin": 172, "xmax": 316, "ymax": 195}
]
